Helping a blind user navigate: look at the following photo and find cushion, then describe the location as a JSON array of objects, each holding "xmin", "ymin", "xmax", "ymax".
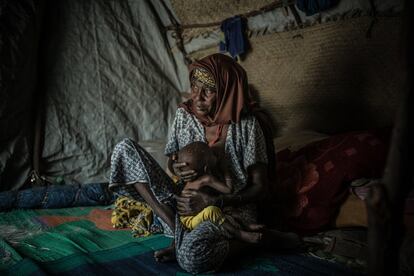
[{"xmin": 272, "ymin": 128, "xmax": 390, "ymax": 234}]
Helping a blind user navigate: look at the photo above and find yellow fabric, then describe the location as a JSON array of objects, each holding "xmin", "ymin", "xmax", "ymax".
[
  {"xmin": 111, "ymin": 196, "xmax": 153, "ymax": 237},
  {"xmin": 181, "ymin": 205, "xmax": 225, "ymax": 230},
  {"xmin": 192, "ymin": 67, "xmax": 215, "ymax": 88}
]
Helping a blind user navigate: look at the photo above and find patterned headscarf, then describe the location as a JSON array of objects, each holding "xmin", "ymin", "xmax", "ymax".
[
  {"xmin": 180, "ymin": 53, "xmax": 254, "ymax": 127},
  {"xmin": 191, "ymin": 68, "xmax": 216, "ymax": 90},
  {"xmin": 180, "ymin": 53, "xmax": 276, "ymax": 184}
]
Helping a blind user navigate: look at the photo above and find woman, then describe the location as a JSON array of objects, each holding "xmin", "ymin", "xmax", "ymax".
[{"xmin": 109, "ymin": 53, "xmax": 299, "ymax": 274}]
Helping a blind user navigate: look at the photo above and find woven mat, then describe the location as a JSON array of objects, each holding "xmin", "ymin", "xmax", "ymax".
[
  {"xmin": 0, "ymin": 207, "xmax": 360, "ymax": 275},
  {"xmin": 171, "ymin": 0, "xmax": 276, "ymax": 42},
  {"xmin": 189, "ymin": 16, "xmax": 404, "ymax": 135}
]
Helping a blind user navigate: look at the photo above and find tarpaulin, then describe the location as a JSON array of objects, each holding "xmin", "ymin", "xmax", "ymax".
[{"xmin": 0, "ymin": 0, "xmax": 188, "ymax": 190}]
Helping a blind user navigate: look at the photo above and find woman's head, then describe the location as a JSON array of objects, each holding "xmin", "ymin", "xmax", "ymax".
[
  {"xmin": 190, "ymin": 68, "xmax": 217, "ymax": 117},
  {"xmin": 183, "ymin": 53, "xmax": 252, "ymax": 126}
]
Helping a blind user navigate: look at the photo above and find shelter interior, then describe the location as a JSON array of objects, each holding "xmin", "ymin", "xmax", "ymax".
[{"xmin": 0, "ymin": 0, "xmax": 412, "ymax": 275}]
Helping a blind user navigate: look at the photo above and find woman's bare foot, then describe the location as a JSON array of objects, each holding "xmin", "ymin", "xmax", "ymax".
[
  {"xmin": 238, "ymin": 230, "xmax": 263, "ymax": 244},
  {"xmin": 244, "ymin": 223, "xmax": 265, "ymax": 231},
  {"xmin": 154, "ymin": 244, "xmax": 176, "ymax": 263}
]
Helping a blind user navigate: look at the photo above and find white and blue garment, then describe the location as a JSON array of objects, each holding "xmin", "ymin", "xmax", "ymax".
[{"xmin": 109, "ymin": 107, "xmax": 268, "ymax": 274}]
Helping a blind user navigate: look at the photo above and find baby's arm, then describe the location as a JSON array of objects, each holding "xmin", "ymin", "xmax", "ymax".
[
  {"xmin": 185, "ymin": 174, "xmax": 233, "ymax": 194},
  {"xmin": 205, "ymin": 174, "xmax": 233, "ymax": 194},
  {"xmin": 199, "ymin": 159, "xmax": 234, "ymax": 194}
]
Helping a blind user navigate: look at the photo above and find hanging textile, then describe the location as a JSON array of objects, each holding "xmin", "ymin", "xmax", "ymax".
[
  {"xmin": 296, "ymin": 0, "xmax": 340, "ymax": 16},
  {"xmin": 219, "ymin": 16, "xmax": 248, "ymax": 59}
]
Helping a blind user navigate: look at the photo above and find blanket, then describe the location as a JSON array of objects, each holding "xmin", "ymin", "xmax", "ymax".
[{"xmin": 0, "ymin": 206, "xmax": 361, "ymax": 275}]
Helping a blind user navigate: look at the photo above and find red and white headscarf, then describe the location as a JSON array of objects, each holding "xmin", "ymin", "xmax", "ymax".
[{"xmin": 180, "ymin": 53, "xmax": 255, "ymax": 128}]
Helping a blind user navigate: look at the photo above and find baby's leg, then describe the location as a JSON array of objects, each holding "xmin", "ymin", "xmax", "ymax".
[
  {"xmin": 188, "ymin": 206, "xmax": 261, "ymax": 244},
  {"xmin": 243, "ymin": 223, "xmax": 265, "ymax": 231},
  {"xmin": 187, "ymin": 206, "xmax": 225, "ymax": 229}
]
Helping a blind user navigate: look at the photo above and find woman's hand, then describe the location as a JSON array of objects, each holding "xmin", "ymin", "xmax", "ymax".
[
  {"xmin": 171, "ymin": 155, "xmax": 198, "ymax": 182},
  {"xmin": 175, "ymin": 189, "xmax": 216, "ymax": 216}
]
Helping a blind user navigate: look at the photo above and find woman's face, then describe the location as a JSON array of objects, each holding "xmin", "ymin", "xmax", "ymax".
[{"xmin": 190, "ymin": 79, "xmax": 217, "ymax": 117}]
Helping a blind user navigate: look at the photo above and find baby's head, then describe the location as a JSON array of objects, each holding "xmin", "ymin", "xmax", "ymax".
[{"xmin": 176, "ymin": 141, "xmax": 217, "ymax": 176}]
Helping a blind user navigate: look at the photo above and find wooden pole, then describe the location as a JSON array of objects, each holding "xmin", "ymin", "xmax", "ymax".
[{"xmin": 366, "ymin": 1, "xmax": 414, "ymax": 275}]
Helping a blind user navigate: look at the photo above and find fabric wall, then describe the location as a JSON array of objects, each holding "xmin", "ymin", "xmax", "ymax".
[
  {"xmin": 0, "ymin": 0, "xmax": 44, "ymax": 191},
  {"xmin": 40, "ymin": 0, "xmax": 185, "ymax": 185},
  {"xmin": 0, "ymin": 0, "xmax": 188, "ymax": 190},
  {"xmin": 190, "ymin": 16, "xmax": 405, "ymax": 136},
  {"xmin": 172, "ymin": 0, "xmax": 403, "ymax": 54},
  {"xmin": 0, "ymin": 0, "xmax": 405, "ymax": 190},
  {"xmin": 171, "ymin": 0, "xmax": 404, "ymax": 137}
]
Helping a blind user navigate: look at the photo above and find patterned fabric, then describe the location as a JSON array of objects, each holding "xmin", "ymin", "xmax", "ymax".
[
  {"xmin": 109, "ymin": 139, "xmax": 176, "ymax": 236},
  {"xmin": 175, "ymin": 217, "xmax": 231, "ymax": 274},
  {"xmin": 111, "ymin": 196, "xmax": 162, "ymax": 237},
  {"xmin": 191, "ymin": 68, "xmax": 215, "ymax": 89},
  {"xmin": 165, "ymin": 108, "xmax": 268, "ymax": 194},
  {"xmin": 275, "ymin": 128, "xmax": 390, "ymax": 234},
  {"xmin": 110, "ymin": 138, "xmax": 175, "ymax": 204},
  {"xmin": 109, "ymin": 108, "xmax": 269, "ymax": 273}
]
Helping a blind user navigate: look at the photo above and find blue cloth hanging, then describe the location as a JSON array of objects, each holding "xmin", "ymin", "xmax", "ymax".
[
  {"xmin": 296, "ymin": 0, "xmax": 340, "ymax": 16},
  {"xmin": 219, "ymin": 16, "xmax": 248, "ymax": 59}
]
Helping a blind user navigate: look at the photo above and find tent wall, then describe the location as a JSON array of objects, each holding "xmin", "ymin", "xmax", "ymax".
[
  {"xmin": 0, "ymin": 0, "xmax": 405, "ymax": 191},
  {"xmin": 0, "ymin": 0, "xmax": 188, "ymax": 190},
  {"xmin": 169, "ymin": 0, "xmax": 404, "ymax": 136},
  {"xmin": 189, "ymin": 16, "xmax": 404, "ymax": 135},
  {"xmin": 172, "ymin": 0, "xmax": 403, "ymax": 54},
  {"xmin": 0, "ymin": 1, "xmax": 44, "ymax": 191},
  {"xmin": 39, "ymin": 0, "xmax": 187, "ymax": 185}
]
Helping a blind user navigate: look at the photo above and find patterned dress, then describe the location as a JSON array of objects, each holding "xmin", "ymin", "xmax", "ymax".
[{"xmin": 109, "ymin": 107, "xmax": 268, "ymax": 274}]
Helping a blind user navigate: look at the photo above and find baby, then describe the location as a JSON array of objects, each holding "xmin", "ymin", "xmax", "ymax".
[
  {"xmin": 155, "ymin": 142, "xmax": 302, "ymax": 263},
  {"xmin": 175, "ymin": 141, "xmax": 263, "ymax": 243}
]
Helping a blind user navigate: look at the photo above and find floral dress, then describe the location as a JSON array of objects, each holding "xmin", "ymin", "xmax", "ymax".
[{"xmin": 109, "ymin": 107, "xmax": 268, "ymax": 274}]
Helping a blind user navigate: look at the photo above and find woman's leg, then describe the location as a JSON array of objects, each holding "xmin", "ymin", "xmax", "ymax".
[
  {"xmin": 221, "ymin": 221, "xmax": 262, "ymax": 244},
  {"xmin": 134, "ymin": 182, "xmax": 175, "ymax": 231},
  {"xmin": 110, "ymin": 138, "xmax": 177, "ymax": 232},
  {"xmin": 175, "ymin": 220, "xmax": 230, "ymax": 274},
  {"xmin": 110, "ymin": 139, "xmax": 179, "ymax": 262}
]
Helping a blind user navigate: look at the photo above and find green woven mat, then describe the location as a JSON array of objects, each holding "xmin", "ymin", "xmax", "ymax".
[{"xmin": 0, "ymin": 206, "xmax": 171, "ymax": 272}]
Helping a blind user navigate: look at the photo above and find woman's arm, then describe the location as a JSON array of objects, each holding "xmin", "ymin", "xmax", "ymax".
[
  {"xmin": 217, "ymin": 163, "xmax": 268, "ymax": 207},
  {"xmin": 167, "ymin": 155, "xmax": 175, "ymax": 175},
  {"xmin": 167, "ymin": 154, "xmax": 198, "ymax": 182},
  {"xmin": 175, "ymin": 163, "xmax": 268, "ymax": 216}
]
